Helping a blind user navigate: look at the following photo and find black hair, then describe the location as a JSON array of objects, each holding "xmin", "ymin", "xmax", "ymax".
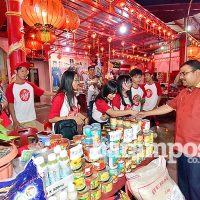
[
  {"xmin": 93, "ymin": 75, "xmax": 100, "ymax": 79},
  {"xmin": 117, "ymin": 75, "xmax": 133, "ymax": 107},
  {"xmin": 57, "ymin": 70, "xmax": 77, "ymax": 110},
  {"xmin": 161, "ymin": 84, "xmax": 165, "ymax": 88},
  {"xmin": 181, "ymin": 60, "xmax": 200, "ymax": 70},
  {"xmin": 130, "ymin": 68, "xmax": 142, "ymax": 77},
  {"xmin": 96, "ymin": 80, "xmax": 117, "ymax": 102},
  {"xmin": 88, "ymin": 65, "xmax": 95, "ymax": 70}
]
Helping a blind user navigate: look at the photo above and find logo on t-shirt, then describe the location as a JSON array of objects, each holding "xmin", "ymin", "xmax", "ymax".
[
  {"xmin": 124, "ymin": 104, "xmax": 131, "ymax": 110},
  {"xmin": 146, "ymin": 89, "xmax": 153, "ymax": 98},
  {"xmin": 133, "ymin": 95, "xmax": 140, "ymax": 106},
  {"xmin": 19, "ymin": 89, "xmax": 30, "ymax": 101}
]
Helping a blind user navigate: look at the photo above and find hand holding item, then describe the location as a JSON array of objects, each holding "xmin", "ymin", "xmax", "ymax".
[
  {"xmin": 75, "ymin": 116, "xmax": 84, "ymax": 125},
  {"xmin": 84, "ymin": 117, "xmax": 89, "ymax": 125},
  {"xmin": 13, "ymin": 120, "xmax": 22, "ymax": 130},
  {"xmin": 136, "ymin": 111, "xmax": 147, "ymax": 119}
]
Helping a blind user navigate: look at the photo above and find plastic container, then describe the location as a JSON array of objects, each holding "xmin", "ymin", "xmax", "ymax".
[
  {"xmin": 0, "ymin": 142, "xmax": 18, "ymax": 180},
  {"xmin": 48, "ymin": 153, "xmax": 60, "ymax": 184},
  {"xmin": 59, "ymin": 150, "xmax": 71, "ymax": 179},
  {"xmin": 54, "ymin": 145, "xmax": 61, "ymax": 160},
  {"xmin": 34, "ymin": 156, "xmax": 50, "ymax": 187},
  {"xmin": 38, "ymin": 131, "xmax": 53, "ymax": 146},
  {"xmin": 68, "ymin": 183, "xmax": 78, "ymax": 200}
]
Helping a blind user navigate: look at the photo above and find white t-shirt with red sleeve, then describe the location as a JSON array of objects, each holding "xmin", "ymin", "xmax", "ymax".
[
  {"xmin": 131, "ymin": 85, "xmax": 146, "ymax": 112},
  {"xmin": 143, "ymin": 82, "xmax": 162, "ymax": 111},
  {"xmin": 48, "ymin": 92, "xmax": 79, "ymax": 119},
  {"xmin": 112, "ymin": 93, "xmax": 132, "ymax": 111},
  {"xmin": 6, "ymin": 81, "xmax": 44, "ymax": 123},
  {"xmin": 92, "ymin": 99, "xmax": 111, "ymax": 123}
]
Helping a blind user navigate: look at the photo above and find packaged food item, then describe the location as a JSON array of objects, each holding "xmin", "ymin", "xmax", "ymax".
[
  {"xmin": 83, "ymin": 125, "xmax": 92, "ymax": 138},
  {"xmin": 93, "ymin": 156, "xmax": 106, "ymax": 171},
  {"xmin": 110, "ymin": 118, "xmax": 117, "ymax": 129},
  {"xmin": 48, "ymin": 153, "xmax": 60, "ymax": 184},
  {"xmin": 73, "ymin": 168, "xmax": 86, "ymax": 191},
  {"xmin": 137, "ymin": 132, "xmax": 144, "ymax": 146},
  {"xmin": 90, "ymin": 184, "xmax": 101, "ymax": 200},
  {"xmin": 98, "ymin": 167, "xmax": 110, "ymax": 182},
  {"xmin": 78, "ymin": 186, "xmax": 90, "ymax": 200},
  {"xmin": 73, "ymin": 135, "xmax": 85, "ymax": 144},
  {"xmin": 109, "ymin": 165, "xmax": 118, "ymax": 183},
  {"xmin": 59, "ymin": 150, "xmax": 71, "ymax": 179},
  {"xmin": 85, "ymin": 173, "xmax": 99, "ymax": 190},
  {"xmin": 117, "ymin": 119, "xmax": 123, "ymax": 127},
  {"xmin": 117, "ymin": 159, "xmax": 125, "ymax": 177},
  {"xmin": 84, "ymin": 163, "xmax": 93, "ymax": 177},
  {"xmin": 143, "ymin": 132, "xmax": 151, "ymax": 146},
  {"xmin": 141, "ymin": 119, "xmax": 150, "ymax": 131},
  {"xmin": 102, "ymin": 177, "xmax": 113, "ymax": 193}
]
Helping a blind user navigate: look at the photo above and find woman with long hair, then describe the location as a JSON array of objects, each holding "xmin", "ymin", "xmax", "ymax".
[
  {"xmin": 48, "ymin": 71, "xmax": 88, "ymax": 135},
  {"xmin": 91, "ymin": 80, "xmax": 137, "ymax": 125},
  {"xmin": 112, "ymin": 74, "xmax": 134, "ymax": 110}
]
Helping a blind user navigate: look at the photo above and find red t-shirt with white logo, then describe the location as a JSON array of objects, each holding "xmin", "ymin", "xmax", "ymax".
[
  {"xmin": 92, "ymin": 99, "xmax": 111, "ymax": 123},
  {"xmin": 112, "ymin": 93, "xmax": 132, "ymax": 111},
  {"xmin": 6, "ymin": 81, "xmax": 44, "ymax": 123},
  {"xmin": 48, "ymin": 92, "xmax": 79, "ymax": 119},
  {"xmin": 131, "ymin": 85, "xmax": 146, "ymax": 112},
  {"xmin": 143, "ymin": 82, "xmax": 162, "ymax": 111}
]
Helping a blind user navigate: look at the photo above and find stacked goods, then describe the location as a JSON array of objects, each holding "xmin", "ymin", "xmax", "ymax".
[{"xmin": 26, "ymin": 118, "xmax": 155, "ymax": 199}]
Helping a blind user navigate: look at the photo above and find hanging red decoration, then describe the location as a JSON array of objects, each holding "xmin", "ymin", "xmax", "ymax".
[
  {"xmin": 21, "ymin": 0, "xmax": 66, "ymax": 30},
  {"xmin": 25, "ymin": 38, "xmax": 43, "ymax": 51},
  {"xmin": 62, "ymin": 9, "xmax": 80, "ymax": 31},
  {"xmin": 36, "ymin": 31, "xmax": 56, "ymax": 44}
]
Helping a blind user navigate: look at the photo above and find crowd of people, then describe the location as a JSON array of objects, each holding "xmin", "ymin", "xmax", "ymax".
[{"xmin": 0, "ymin": 60, "xmax": 200, "ymax": 199}]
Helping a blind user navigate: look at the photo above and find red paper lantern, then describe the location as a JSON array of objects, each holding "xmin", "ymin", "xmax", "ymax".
[
  {"xmin": 21, "ymin": 0, "xmax": 66, "ymax": 30},
  {"xmin": 36, "ymin": 31, "xmax": 56, "ymax": 44},
  {"xmin": 62, "ymin": 9, "xmax": 80, "ymax": 31},
  {"xmin": 25, "ymin": 38, "xmax": 43, "ymax": 51}
]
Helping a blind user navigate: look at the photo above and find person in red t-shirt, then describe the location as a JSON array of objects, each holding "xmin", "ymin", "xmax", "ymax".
[
  {"xmin": 91, "ymin": 80, "xmax": 137, "ymax": 126},
  {"xmin": 112, "ymin": 74, "xmax": 134, "ymax": 111},
  {"xmin": 137, "ymin": 60, "xmax": 200, "ymax": 200},
  {"xmin": 6, "ymin": 62, "xmax": 54, "ymax": 130},
  {"xmin": 48, "ymin": 70, "xmax": 88, "ymax": 129}
]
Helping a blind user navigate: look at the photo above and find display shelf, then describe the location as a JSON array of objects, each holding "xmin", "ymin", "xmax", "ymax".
[{"xmin": 46, "ymin": 174, "xmax": 73, "ymax": 198}]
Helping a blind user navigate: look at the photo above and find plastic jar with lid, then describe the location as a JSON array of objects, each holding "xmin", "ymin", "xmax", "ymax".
[
  {"xmin": 59, "ymin": 150, "xmax": 71, "ymax": 179},
  {"xmin": 48, "ymin": 153, "xmax": 60, "ymax": 184},
  {"xmin": 67, "ymin": 183, "xmax": 78, "ymax": 200},
  {"xmin": 34, "ymin": 156, "xmax": 50, "ymax": 187}
]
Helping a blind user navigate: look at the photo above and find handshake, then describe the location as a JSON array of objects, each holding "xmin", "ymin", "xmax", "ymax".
[{"xmin": 135, "ymin": 111, "xmax": 148, "ymax": 119}]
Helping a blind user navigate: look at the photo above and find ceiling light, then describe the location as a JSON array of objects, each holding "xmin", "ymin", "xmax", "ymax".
[
  {"xmin": 187, "ymin": 25, "xmax": 191, "ymax": 31},
  {"xmin": 119, "ymin": 24, "xmax": 127, "ymax": 34}
]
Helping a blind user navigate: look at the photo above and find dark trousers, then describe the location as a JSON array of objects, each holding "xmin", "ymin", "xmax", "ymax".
[{"xmin": 177, "ymin": 154, "xmax": 200, "ymax": 200}]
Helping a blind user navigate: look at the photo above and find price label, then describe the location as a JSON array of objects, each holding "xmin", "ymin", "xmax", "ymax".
[
  {"xmin": 89, "ymin": 146, "xmax": 101, "ymax": 160},
  {"xmin": 109, "ymin": 130, "xmax": 121, "ymax": 141},
  {"xmin": 123, "ymin": 128, "xmax": 133, "ymax": 143},
  {"xmin": 70, "ymin": 144, "xmax": 83, "ymax": 160}
]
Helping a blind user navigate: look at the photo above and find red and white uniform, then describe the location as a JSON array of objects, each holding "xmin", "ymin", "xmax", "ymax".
[
  {"xmin": 143, "ymin": 82, "xmax": 162, "ymax": 111},
  {"xmin": 49, "ymin": 93, "xmax": 79, "ymax": 119},
  {"xmin": 131, "ymin": 85, "xmax": 146, "ymax": 112},
  {"xmin": 92, "ymin": 99, "xmax": 111, "ymax": 123},
  {"xmin": 112, "ymin": 93, "xmax": 132, "ymax": 111},
  {"xmin": 6, "ymin": 81, "xmax": 44, "ymax": 123}
]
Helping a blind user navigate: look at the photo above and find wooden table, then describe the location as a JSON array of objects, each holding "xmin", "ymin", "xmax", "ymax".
[{"xmin": 101, "ymin": 157, "xmax": 155, "ymax": 199}]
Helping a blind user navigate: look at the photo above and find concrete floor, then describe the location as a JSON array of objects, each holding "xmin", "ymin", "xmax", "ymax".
[{"xmin": 35, "ymin": 103, "xmax": 177, "ymax": 183}]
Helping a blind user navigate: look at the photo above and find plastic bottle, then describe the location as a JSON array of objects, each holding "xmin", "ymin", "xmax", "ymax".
[
  {"xmin": 59, "ymin": 150, "xmax": 71, "ymax": 179},
  {"xmin": 48, "ymin": 196, "xmax": 57, "ymax": 200},
  {"xmin": 54, "ymin": 145, "xmax": 61, "ymax": 161},
  {"xmin": 34, "ymin": 156, "xmax": 50, "ymax": 187},
  {"xmin": 67, "ymin": 183, "xmax": 78, "ymax": 200},
  {"xmin": 57, "ymin": 189, "xmax": 68, "ymax": 200},
  {"xmin": 48, "ymin": 153, "xmax": 60, "ymax": 184}
]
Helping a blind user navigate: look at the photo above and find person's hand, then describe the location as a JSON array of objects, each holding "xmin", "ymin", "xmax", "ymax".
[
  {"xmin": 129, "ymin": 110, "xmax": 138, "ymax": 116},
  {"xmin": 13, "ymin": 120, "xmax": 22, "ymax": 130},
  {"xmin": 84, "ymin": 118, "xmax": 89, "ymax": 125},
  {"xmin": 136, "ymin": 111, "xmax": 147, "ymax": 119},
  {"xmin": 101, "ymin": 114, "xmax": 109, "ymax": 121},
  {"xmin": 75, "ymin": 116, "xmax": 84, "ymax": 125}
]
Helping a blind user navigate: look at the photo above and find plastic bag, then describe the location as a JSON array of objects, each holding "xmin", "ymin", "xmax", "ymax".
[{"xmin": 126, "ymin": 156, "xmax": 185, "ymax": 200}]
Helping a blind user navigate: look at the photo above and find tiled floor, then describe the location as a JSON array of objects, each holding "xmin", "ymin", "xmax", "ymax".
[{"xmin": 35, "ymin": 103, "xmax": 177, "ymax": 183}]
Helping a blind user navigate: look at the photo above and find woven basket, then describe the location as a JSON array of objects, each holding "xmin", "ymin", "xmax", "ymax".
[{"xmin": 0, "ymin": 141, "xmax": 18, "ymax": 180}]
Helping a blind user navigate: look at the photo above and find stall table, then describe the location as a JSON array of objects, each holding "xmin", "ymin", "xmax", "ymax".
[{"xmin": 101, "ymin": 157, "xmax": 155, "ymax": 199}]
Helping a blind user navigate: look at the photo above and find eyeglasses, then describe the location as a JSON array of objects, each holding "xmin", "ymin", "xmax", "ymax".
[{"xmin": 179, "ymin": 70, "xmax": 196, "ymax": 77}]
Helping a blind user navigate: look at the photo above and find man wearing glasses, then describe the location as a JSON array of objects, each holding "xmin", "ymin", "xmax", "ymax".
[{"xmin": 137, "ymin": 60, "xmax": 200, "ymax": 200}]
